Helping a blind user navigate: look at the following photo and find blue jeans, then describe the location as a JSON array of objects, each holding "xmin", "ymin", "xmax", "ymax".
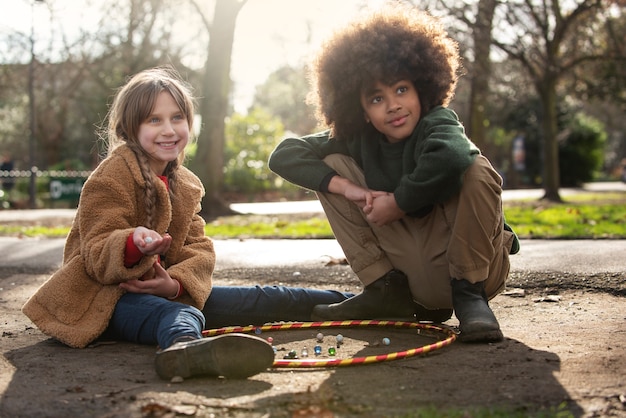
[
  {"xmin": 203, "ymin": 286, "xmax": 353, "ymax": 329},
  {"xmin": 106, "ymin": 287, "xmax": 352, "ymax": 348},
  {"xmin": 106, "ymin": 293, "xmax": 205, "ymax": 349}
]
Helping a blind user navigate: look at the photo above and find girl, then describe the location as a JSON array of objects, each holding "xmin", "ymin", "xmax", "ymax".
[
  {"xmin": 269, "ymin": 4, "xmax": 519, "ymax": 343},
  {"xmin": 22, "ymin": 67, "xmax": 350, "ymax": 380}
]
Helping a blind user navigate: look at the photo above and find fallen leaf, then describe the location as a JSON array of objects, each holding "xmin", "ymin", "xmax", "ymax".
[
  {"xmin": 323, "ymin": 256, "xmax": 348, "ymax": 266},
  {"xmin": 533, "ymin": 295, "xmax": 562, "ymax": 303},
  {"xmin": 503, "ymin": 288, "xmax": 525, "ymax": 297}
]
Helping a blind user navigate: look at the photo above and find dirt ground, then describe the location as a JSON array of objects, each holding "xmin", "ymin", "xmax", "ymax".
[
  {"xmin": 0, "ymin": 211, "xmax": 624, "ymax": 417},
  {"xmin": 0, "ymin": 264, "xmax": 624, "ymax": 417}
]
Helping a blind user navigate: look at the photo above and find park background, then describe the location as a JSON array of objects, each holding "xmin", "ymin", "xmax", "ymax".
[
  {"xmin": 0, "ymin": 2, "xmax": 625, "ymax": 417},
  {"xmin": 0, "ymin": 0, "xmax": 624, "ymax": 217}
]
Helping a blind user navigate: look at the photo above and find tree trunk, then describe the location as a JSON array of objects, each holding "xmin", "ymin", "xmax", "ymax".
[
  {"xmin": 191, "ymin": 0, "xmax": 245, "ymax": 219},
  {"xmin": 538, "ymin": 76, "xmax": 562, "ymax": 202},
  {"xmin": 467, "ymin": 0, "xmax": 496, "ymax": 155}
]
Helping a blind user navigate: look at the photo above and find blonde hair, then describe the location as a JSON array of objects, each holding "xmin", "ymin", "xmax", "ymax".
[{"xmin": 104, "ymin": 66, "xmax": 196, "ymax": 228}]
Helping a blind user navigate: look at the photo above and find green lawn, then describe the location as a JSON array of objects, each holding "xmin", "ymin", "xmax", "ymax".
[
  {"xmin": 1, "ymin": 192, "xmax": 624, "ymax": 239},
  {"xmin": 504, "ymin": 198, "xmax": 625, "ymax": 239},
  {"xmin": 204, "ymin": 192, "xmax": 625, "ymax": 240}
]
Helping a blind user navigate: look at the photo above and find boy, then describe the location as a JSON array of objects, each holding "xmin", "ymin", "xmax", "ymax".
[{"xmin": 268, "ymin": 4, "xmax": 519, "ymax": 343}]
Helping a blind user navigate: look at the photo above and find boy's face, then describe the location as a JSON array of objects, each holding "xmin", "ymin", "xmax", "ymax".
[{"xmin": 360, "ymin": 80, "xmax": 421, "ymax": 143}]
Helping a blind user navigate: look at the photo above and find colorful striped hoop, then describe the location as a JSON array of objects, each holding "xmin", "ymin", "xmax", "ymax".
[{"xmin": 203, "ymin": 320, "xmax": 456, "ymax": 368}]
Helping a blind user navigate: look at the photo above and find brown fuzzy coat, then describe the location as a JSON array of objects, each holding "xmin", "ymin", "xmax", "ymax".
[{"xmin": 22, "ymin": 145, "xmax": 215, "ymax": 348}]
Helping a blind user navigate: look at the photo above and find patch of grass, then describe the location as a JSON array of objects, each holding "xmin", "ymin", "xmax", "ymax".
[
  {"xmin": 205, "ymin": 214, "xmax": 334, "ymax": 239},
  {"xmin": 0, "ymin": 224, "xmax": 71, "ymax": 238},
  {"xmin": 0, "ymin": 192, "xmax": 624, "ymax": 239},
  {"xmin": 205, "ymin": 193, "xmax": 626, "ymax": 240},
  {"xmin": 563, "ymin": 192, "xmax": 623, "ymax": 203},
  {"xmin": 504, "ymin": 199, "xmax": 625, "ymax": 239}
]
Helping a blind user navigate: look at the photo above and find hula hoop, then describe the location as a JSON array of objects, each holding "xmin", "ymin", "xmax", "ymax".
[{"xmin": 202, "ymin": 320, "xmax": 456, "ymax": 368}]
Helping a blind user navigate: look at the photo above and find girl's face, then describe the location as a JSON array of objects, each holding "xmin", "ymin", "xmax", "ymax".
[
  {"xmin": 138, "ymin": 91, "xmax": 189, "ymax": 175},
  {"xmin": 360, "ymin": 79, "xmax": 421, "ymax": 143}
]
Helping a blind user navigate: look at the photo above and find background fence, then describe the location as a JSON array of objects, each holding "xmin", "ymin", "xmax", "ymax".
[{"xmin": 0, "ymin": 169, "xmax": 90, "ymax": 209}]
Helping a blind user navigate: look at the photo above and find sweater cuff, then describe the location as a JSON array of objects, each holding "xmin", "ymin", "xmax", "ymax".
[
  {"xmin": 124, "ymin": 233, "xmax": 143, "ymax": 267},
  {"xmin": 167, "ymin": 279, "xmax": 185, "ymax": 300},
  {"xmin": 319, "ymin": 171, "xmax": 338, "ymax": 193}
]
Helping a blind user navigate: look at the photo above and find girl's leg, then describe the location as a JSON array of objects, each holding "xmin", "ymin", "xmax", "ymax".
[
  {"xmin": 108, "ymin": 293, "xmax": 276, "ymax": 380},
  {"xmin": 107, "ymin": 293, "xmax": 204, "ymax": 349},
  {"xmin": 202, "ymin": 286, "xmax": 353, "ymax": 328}
]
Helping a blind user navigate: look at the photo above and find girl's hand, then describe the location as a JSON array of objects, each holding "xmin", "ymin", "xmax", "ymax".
[
  {"xmin": 118, "ymin": 262, "xmax": 180, "ymax": 298},
  {"xmin": 133, "ymin": 226, "xmax": 172, "ymax": 256}
]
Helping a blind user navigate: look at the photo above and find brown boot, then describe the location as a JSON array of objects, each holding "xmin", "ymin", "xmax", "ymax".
[
  {"xmin": 451, "ymin": 278, "xmax": 503, "ymax": 343},
  {"xmin": 312, "ymin": 270, "xmax": 452, "ymax": 322},
  {"xmin": 155, "ymin": 333, "xmax": 274, "ymax": 380}
]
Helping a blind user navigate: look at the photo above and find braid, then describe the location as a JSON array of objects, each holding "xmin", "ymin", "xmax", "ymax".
[
  {"xmin": 163, "ymin": 160, "xmax": 179, "ymax": 199},
  {"xmin": 133, "ymin": 147, "xmax": 157, "ymax": 229}
]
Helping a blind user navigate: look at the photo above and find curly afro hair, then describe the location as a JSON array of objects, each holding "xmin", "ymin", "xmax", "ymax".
[{"xmin": 307, "ymin": 2, "xmax": 461, "ymax": 139}]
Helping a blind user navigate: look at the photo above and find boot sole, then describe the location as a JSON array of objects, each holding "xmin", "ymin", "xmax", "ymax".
[
  {"xmin": 155, "ymin": 333, "xmax": 275, "ymax": 380},
  {"xmin": 458, "ymin": 322, "xmax": 503, "ymax": 343}
]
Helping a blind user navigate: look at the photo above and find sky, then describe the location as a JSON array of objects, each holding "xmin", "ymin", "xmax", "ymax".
[
  {"xmin": 230, "ymin": 0, "xmax": 385, "ymax": 111},
  {"xmin": 1, "ymin": 0, "xmax": 385, "ymax": 113}
]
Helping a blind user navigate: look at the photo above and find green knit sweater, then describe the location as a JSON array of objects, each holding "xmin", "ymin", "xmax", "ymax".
[{"xmin": 268, "ymin": 106, "xmax": 479, "ymax": 216}]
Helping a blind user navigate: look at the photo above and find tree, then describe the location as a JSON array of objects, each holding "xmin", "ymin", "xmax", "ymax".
[
  {"xmin": 189, "ymin": 0, "xmax": 246, "ymax": 219},
  {"xmin": 492, "ymin": 0, "xmax": 620, "ymax": 201},
  {"xmin": 83, "ymin": 0, "xmax": 196, "ymax": 160},
  {"xmin": 559, "ymin": 113, "xmax": 606, "ymax": 186},
  {"xmin": 435, "ymin": 0, "xmax": 497, "ymax": 155},
  {"xmin": 251, "ymin": 65, "xmax": 318, "ymax": 136},
  {"xmin": 566, "ymin": 6, "xmax": 626, "ymax": 175},
  {"xmin": 466, "ymin": 0, "xmax": 497, "ymax": 153},
  {"xmin": 223, "ymin": 107, "xmax": 285, "ymax": 195},
  {"xmin": 0, "ymin": 0, "xmax": 196, "ymax": 171}
]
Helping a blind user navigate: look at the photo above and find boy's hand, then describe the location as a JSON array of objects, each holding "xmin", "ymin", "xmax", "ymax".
[
  {"xmin": 133, "ymin": 226, "xmax": 172, "ymax": 256},
  {"xmin": 344, "ymin": 184, "xmax": 373, "ymax": 209},
  {"xmin": 329, "ymin": 176, "xmax": 373, "ymax": 209},
  {"xmin": 119, "ymin": 262, "xmax": 179, "ymax": 298},
  {"xmin": 365, "ymin": 193, "xmax": 405, "ymax": 226},
  {"xmin": 328, "ymin": 175, "xmax": 404, "ymax": 225}
]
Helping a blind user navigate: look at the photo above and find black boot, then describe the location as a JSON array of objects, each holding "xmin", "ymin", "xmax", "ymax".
[
  {"xmin": 312, "ymin": 270, "xmax": 452, "ymax": 322},
  {"xmin": 414, "ymin": 303, "xmax": 453, "ymax": 323},
  {"xmin": 451, "ymin": 278, "xmax": 503, "ymax": 343}
]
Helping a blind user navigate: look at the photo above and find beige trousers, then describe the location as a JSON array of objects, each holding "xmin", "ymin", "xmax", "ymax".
[{"xmin": 317, "ymin": 154, "xmax": 515, "ymax": 309}]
